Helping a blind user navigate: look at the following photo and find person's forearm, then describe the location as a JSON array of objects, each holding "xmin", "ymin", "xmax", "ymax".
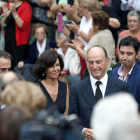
[
  {"xmin": 63, "ymin": 26, "xmax": 70, "ymax": 39},
  {"xmin": 72, "ymin": 13, "xmax": 81, "ymax": 24},
  {"xmin": 79, "ymin": 30, "xmax": 93, "ymax": 43},
  {"xmin": 12, "ymin": 12, "xmax": 23, "ymax": 28},
  {"xmin": 76, "ymin": 47, "xmax": 86, "ymax": 59},
  {"xmin": 109, "ymin": 18, "xmax": 121, "ymax": 28},
  {"xmin": 66, "ymin": 12, "xmax": 73, "ymax": 20},
  {"xmin": 50, "ymin": 3, "xmax": 63, "ymax": 13},
  {"xmin": 0, "ymin": 15, "xmax": 8, "ymax": 26}
]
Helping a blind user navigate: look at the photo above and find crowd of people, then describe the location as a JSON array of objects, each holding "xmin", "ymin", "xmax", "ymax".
[{"xmin": 0, "ymin": 0, "xmax": 140, "ymax": 140}]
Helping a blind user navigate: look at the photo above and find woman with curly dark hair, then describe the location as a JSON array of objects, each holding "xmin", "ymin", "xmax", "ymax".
[{"xmin": 34, "ymin": 50, "xmax": 69, "ymax": 115}]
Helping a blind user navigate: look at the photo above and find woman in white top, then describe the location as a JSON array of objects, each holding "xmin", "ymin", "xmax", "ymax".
[
  {"xmin": 67, "ymin": 0, "xmax": 99, "ymax": 50},
  {"xmin": 57, "ymin": 33, "xmax": 80, "ymax": 87}
]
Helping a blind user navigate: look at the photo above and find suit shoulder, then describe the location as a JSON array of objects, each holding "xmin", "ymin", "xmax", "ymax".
[{"xmin": 71, "ymin": 76, "xmax": 90, "ymax": 89}]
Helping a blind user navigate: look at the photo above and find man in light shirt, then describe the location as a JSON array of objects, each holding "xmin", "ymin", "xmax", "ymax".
[
  {"xmin": 69, "ymin": 45, "xmax": 129, "ymax": 140},
  {"xmin": 111, "ymin": 36, "xmax": 140, "ymax": 107}
]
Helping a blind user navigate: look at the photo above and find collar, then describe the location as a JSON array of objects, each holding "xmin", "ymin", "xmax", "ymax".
[
  {"xmin": 90, "ymin": 73, "xmax": 108, "ymax": 87},
  {"xmin": 118, "ymin": 62, "xmax": 135, "ymax": 77},
  {"xmin": 37, "ymin": 38, "xmax": 46, "ymax": 57}
]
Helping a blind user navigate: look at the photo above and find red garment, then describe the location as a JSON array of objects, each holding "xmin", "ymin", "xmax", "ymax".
[
  {"xmin": 2, "ymin": 1, "xmax": 32, "ymax": 46},
  {"xmin": 80, "ymin": 56, "xmax": 87, "ymax": 78}
]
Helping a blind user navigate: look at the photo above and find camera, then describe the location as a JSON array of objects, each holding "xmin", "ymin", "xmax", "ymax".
[{"xmin": 20, "ymin": 108, "xmax": 83, "ymax": 140}]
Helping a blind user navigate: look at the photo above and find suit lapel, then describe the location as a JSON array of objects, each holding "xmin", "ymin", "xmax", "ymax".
[
  {"xmin": 113, "ymin": 67, "xmax": 119, "ymax": 78},
  {"xmin": 105, "ymin": 75, "xmax": 118, "ymax": 96},
  {"xmin": 81, "ymin": 76, "xmax": 96, "ymax": 108},
  {"xmin": 127, "ymin": 63, "xmax": 138, "ymax": 87}
]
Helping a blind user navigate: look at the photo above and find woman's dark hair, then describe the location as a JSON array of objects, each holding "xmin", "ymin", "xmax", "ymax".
[
  {"xmin": 92, "ymin": 10, "xmax": 109, "ymax": 30},
  {"xmin": 34, "ymin": 50, "xmax": 64, "ymax": 80}
]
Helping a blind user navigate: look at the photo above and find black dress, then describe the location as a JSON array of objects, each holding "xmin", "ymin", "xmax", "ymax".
[{"xmin": 38, "ymin": 80, "xmax": 67, "ymax": 113}]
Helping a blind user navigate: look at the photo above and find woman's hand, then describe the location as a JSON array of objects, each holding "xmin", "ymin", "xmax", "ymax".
[
  {"xmin": 18, "ymin": 61, "xmax": 24, "ymax": 68},
  {"xmin": 66, "ymin": 5, "xmax": 75, "ymax": 16},
  {"xmin": 2, "ymin": 4, "xmax": 11, "ymax": 17},
  {"xmin": 66, "ymin": 37, "xmax": 84, "ymax": 50},
  {"xmin": 66, "ymin": 21, "xmax": 79, "ymax": 33},
  {"xmin": 9, "ymin": 2, "xmax": 16, "ymax": 14}
]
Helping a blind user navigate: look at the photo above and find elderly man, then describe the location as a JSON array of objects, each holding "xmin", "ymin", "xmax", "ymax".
[
  {"xmin": 0, "ymin": 50, "xmax": 11, "ymax": 74},
  {"xmin": 69, "ymin": 45, "xmax": 129, "ymax": 140}
]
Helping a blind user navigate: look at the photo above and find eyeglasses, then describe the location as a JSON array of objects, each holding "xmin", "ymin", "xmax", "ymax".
[
  {"xmin": 35, "ymin": 32, "xmax": 45, "ymax": 35},
  {"xmin": 128, "ymin": 20, "xmax": 139, "ymax": 23}
]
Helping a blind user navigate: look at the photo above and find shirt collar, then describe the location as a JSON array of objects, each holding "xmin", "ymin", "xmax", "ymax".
[
  {"xmin": 90, "ymin": 73, "xmax": 108, "ymax": 87},
  {"xmin": 118, "ymin": 62, "xmax": 135, "ymax": 76}
]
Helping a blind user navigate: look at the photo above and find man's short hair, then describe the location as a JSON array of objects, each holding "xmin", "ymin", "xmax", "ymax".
[
  {"xmin": 119, "ymin": 36, "xmax": 140, "ymax": 54},
  {"xmin": 0, "ymin": 50, "xmax": 12, "ymax": 60}
]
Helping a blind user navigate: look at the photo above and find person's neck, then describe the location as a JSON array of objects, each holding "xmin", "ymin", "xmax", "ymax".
[
  {"xmin": 122, "ymin": 63, "xmax": 135, "ymax": 77},
  {"xmin": 14, "ymin": 0, "xmax": 22, "ymax": 7},
  {"xmin": 85, "ymin": 12, "xmax": 92, "ymax": 22},
  {"xmin": 42, "ymin": 77, "xmax": 58, "ymax": 87},
  {"xmin": 38, "ymin": 40, "xmax": 44, "ymax": 46},
  {"xmin": 129, "ymin": 29, "xmax": 140, "ymax": 36},
  {"xmin": 38, "ymin": 38, "xmax": 45, "ymax": 47},
  {"xmin": 62, "ymin": 45, "xmax": 68, "ymax": 55}
]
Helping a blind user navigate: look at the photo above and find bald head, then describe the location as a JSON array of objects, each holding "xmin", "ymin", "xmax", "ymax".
[
  {"xmin": 87, "ymin": 45, "xmax": 108, "ymax": 61},
  {"xmin": 0, "ymin": 71, "xmax": 24, "ymax": 92},
  {"xmin": 87, "ymin": 46, "xmax": 109, "ymax": 80}
]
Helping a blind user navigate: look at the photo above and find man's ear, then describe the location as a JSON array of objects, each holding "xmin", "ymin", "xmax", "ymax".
[
  {"xmin": 106, "ymin": 58, "xmax": 110, "ymax": 66},
  {"xmin": 136, "ymin": 50, "xmax": 140, "ymax": 58}
]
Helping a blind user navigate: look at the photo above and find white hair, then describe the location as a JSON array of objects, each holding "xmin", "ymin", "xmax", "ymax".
[
  {"xmin": 91, "ymin": 92, "xmax": 139, "ymax": 140},
  {"xmin": 60, "ymin": 33, "xmax": 70, "ymax": 42},
  {"xmin": 108, "ymin": 119, "xmax": 140, "ymax": 140}
]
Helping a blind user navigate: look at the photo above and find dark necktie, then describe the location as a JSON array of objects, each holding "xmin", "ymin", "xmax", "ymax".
[{"xmin": 95, "ymin": 81, "xmax": 103, "ymax": 102}]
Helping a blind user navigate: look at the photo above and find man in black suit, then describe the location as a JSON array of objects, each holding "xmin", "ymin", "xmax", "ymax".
[{"xmin": 69, "ymin": 45, "xmax": 129, "ymax": 140}]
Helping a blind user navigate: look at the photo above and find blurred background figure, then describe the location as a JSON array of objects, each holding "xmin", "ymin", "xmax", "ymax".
[
  {"xmin": 15, "ymin": 24, "xmax": 57, "ymax": 82},
  {"xmin": 66, "ymin": 0, "xmax": 96, "ymax": 77},
  {"xmin": 0, "ymin": 71, "xmax": 24, "ymax": 91},
  {"xmin": 1, "ymin": 81, "xmax": 47, "ymax": 114},
  {"xmin": 0, "ymin": 50, "xmax": 11, "ymax": 74},
  {"xmin": 121, "ymin": 0, "xmax": 140, "ymax": 12},
  {"xmin": 0, "ymin": 71, "xmax": 24, "ymax": 110},
  {"xmin": 18, "ymin": 23, "xmax": 57, "ymax": 69},
  {"xmin": 57, "ymin": 33, "xmax": 80, "ymax": 87},
  {"xmin": 34, "ymin": 50, "xmax": 69, "ymax": 115},
  {"xmin": 0, "ymin": 0, "xmax": 32, "ymax": 69},
  {"xmin": 50, "ymin": 0, "xmax": 78, "ymax": 25},
  {"xmin": 0, "ymin": 105, "xmax": 31, "ymax": 140},
  {"xmin": 91, "ymin": 93, "xmax": 139, "ymax": 140},
  {"xmin": 116, "ymin": 10, "xmax": 140, "ymax": 60}
]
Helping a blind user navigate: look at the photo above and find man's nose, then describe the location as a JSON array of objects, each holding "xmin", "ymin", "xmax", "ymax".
[
  {"xmin": 93, "ymin": 63, "xmax": 97, "ymax": 69},
  {"xmin": 123, "ymin": 53, "xmax": 128, "ymax": 59}
]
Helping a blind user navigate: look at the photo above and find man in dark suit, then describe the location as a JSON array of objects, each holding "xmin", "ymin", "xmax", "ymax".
[
  {"xmin": 111, "ymin": 36, "xmax": 140, "ymax": 107},
  {"xmin": 69, "ymin": 45, "xmax": 129, "ymax": 140}
]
